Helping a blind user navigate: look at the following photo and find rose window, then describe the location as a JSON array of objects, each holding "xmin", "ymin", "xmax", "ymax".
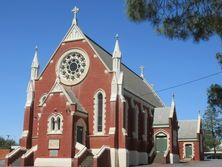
[{"xmin": 58, "ymin": 50, "xmax": 90, "ymax": 85}]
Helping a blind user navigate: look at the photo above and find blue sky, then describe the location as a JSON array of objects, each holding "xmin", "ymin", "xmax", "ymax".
[{"xmin": 0, "ymin": 1, "xmax": 221, "ymax": 142}]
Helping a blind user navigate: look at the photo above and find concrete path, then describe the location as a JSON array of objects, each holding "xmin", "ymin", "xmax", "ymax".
[
  {"xmin": 0, "ymin": 160, "xmax": 4, "ymax": 167},
  {"xmin": 135, "ymin": 160, "xmax": 222, "ymax": 167}
]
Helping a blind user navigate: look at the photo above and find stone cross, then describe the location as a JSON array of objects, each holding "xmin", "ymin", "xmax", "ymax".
[{"xmin": 72, "ymin": 6, "xmax": 80, "ymax": 25}]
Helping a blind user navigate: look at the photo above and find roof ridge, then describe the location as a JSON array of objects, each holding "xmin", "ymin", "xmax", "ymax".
[
  {"xmin": 179, "ymin": 120, "xmax": 198, "ymax": 122},
  {"xmin": 85, "ymin": 34, "xmax": 144, "ymax": 80}
]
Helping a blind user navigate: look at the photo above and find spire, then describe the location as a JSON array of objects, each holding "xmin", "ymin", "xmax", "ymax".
[
  {"xmin": 31, "ymin": 46, "xmax": 39, "ymax": 80},
  {"xmin": 32, "ymin": 46, "xmax": 39, "ymax": 68},
  {"xmin": 112, "ymin": 34, "xmax": 122, "ymax": 72},
  {"xmin": 171, "ymin": 93, "xmax": 175, "ymax": 107},
  {"xmin": 140, "ymin": 65, "xmax": 144, "ymax": 79},
  {"xmin": 72, "ymin": 6, "xmax": 80, "ymax": 25},
  {"xmin": 113, "ymin": 34, "xmax": 121, "ymax": 58}
]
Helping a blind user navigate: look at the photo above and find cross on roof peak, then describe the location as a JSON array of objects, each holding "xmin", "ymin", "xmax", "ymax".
[{"xmin": 72, "ymin": 6, "xmax": 80, "ymax": 25}]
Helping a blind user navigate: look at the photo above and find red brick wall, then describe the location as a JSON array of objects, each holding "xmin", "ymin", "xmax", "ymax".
[
  {"xmin": 0, "ymin": 149, "xmax": 10, "ymax": 160},
  {"xmin": 178, "ymin": 140, "xmax": 201, "ymax": 161}
]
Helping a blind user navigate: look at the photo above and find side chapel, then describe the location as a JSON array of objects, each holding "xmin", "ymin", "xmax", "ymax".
[{"xmin": 5, "ymin": 6, "xmax": 204, "ymax": 167}]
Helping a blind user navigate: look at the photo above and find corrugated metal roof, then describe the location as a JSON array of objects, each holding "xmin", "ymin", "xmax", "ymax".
[
  {"xmin": 87, "ymin": 36, "xmax": 163, "ymax": 107},
  {"xmin": 153, "ymin": 107, "xmax": 171, "ymax": 125},
  {"xmin": 178, "ymin": 120, "xmax": 198, "ymax": 139}
]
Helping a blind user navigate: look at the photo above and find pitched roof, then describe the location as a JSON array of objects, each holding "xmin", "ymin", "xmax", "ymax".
[
  {"xmin": 38, "ymin": 23, "xmax": 163, "ymax": 108},
  {"xmin": 40, "ymin": 81, "xmax": 87, "ymax": 114},
  {"xmin": 87, "ymin": 37, "xmax": 163, "ymax": 107},
  {"xmin": 153, "ymin": 107, "xmax": 171, "ymax": 125},
  {"xmin": 178, "ymin": 120, "xmax": 198, "ymax": 140},
  {"xmin": 63, "ymin": 86, "xmax": 87, "ymax": 113}
]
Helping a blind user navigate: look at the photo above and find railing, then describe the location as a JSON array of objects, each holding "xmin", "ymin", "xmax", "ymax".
[
  {"xmin": 149, "ymin": 146, "xmax": 155, "ymax": 157},
  {"xmin": 164, "ymin": 148, "xmax": 170, "ymax": 164},
  {"xmin": 74, "ymin": 142, "xmax": 87, "ymax": 159},
  {"xmin": 74, "ymin": 142, "xmax": 88, "ymax": 167},
  {"xmin": 5, "ymin": 146, "xmax": 26, "ymax": 166},
  {"xmin": 93, "ymin": 145, "xmax": 110, "ymax": 159},
  {"xmin": 21, "ymin": 145, "xmax": 37, "ymax": 159},
  {"xmin": 5, "ymin": 147, "xmax": 26, "ymax": 159},
  {"xmin": 93, "ymin": 146, "xmax": 111, "ymax": 167}
]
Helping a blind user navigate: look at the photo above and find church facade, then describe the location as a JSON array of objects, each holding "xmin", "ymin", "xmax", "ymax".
[{"xmin": 5, "ymin": 7, "xmax": 204, "ymax": 167}]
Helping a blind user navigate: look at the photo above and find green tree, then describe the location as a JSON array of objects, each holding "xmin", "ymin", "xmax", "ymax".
[
  {"xmin": 0, "ymin": 136, "xmax": 16, "ymax": 149},
  {"xmin": 126, "ymin": 0, "xmax": 222, "ymax": 42},
  {"xmin": 203, "ymin": 106, "xmax": 222, "ymax": 156}
]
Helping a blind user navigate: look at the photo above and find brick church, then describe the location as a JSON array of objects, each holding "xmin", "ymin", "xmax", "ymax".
[{"xmin": 5, "ymin": 6, "xmax": 204, "ymax": 167}]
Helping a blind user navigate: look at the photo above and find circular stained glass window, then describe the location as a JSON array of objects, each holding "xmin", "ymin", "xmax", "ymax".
[{"xmin": 58, "ymin": 49, "xmax": 90, "ymax": 85}]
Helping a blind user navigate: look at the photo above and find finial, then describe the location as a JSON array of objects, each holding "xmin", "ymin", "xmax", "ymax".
[
  {"xmin": 72, "ymin": 6, "xmax": 80, "ymax": 25},
  {"xmin": 116, "ymin": 34, "xmax": 119, "ymax": 40},
  {"xmin": 140, "ymin": 65, "xmax": 144, "ymax": 79},
  {"xmin": 172, "ymin": 93, "xmax": 175, "ymax": 100}
]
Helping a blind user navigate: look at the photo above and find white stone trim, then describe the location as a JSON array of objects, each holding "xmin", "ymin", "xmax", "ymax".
[
  {"xmin": 178, "ymin": 139, "xmax": 198, "ymax": 142},
  {"xmin": 5, "ymin": 146, "xmax": 26, "ymax": 158},
  {"xmin": 154, "ymin": 129, "xmax": 170, "ymax": 153},
  {"xmin": 153, "ymin": 125, "xmax": 169, "ymax": 128},
  {"xmin": 25, "ymin": 81, "xmax": 34, "ymax": 107},
  {"xmin": 34, "ymin": 158, "xmax": 72, "ymax": 167},
  {"xmin": 109, "ymin": 127, "xmax": 116, "ymax": 135},
  {"xmin": 149, "ymin": 146, "xmax": 155, "ymax": 157},
  {"xmin": 73, "ymin": 111, "xmax": 88, "ymax": 118},
  {"xmin": 170, "ymin": 153, "xmax": 180, "ymax": 164},
  {"xmin": 21, "ymin": 130, "xmax": 29, "ymax": 138},
  {"xmin": 183, "ymin": 142, "xmax": 195, "ymax": 159},
  {"xmin": 75, "ymin": 118, "xmax": 87, "ymax": 145},
  {"xmin": 47, "ymin": 113, "xmax": 63, "ymax": 135},
  {"xmin": 74, "ymin": 142, "xmax": 87, "ymax": 158},
  {"xmin": 93, "ymin": 89, "xmax": 106, "ymax": 135},
  {"xmin": 93, "ymin": 145, "xmax": 110, "ymax": 158},
  {"xmin": 197, "ymin": 115, "xmax": 201, "ymax": 133},
  {"xmin": 21, "ymin": 145, "xmax": 38, "ymax": 158},
  {"xmin": 118, "ymin": 149, "xmax": 129, "ymax": 167},
  {"xmin": 64, "ymin": 24, "xmax": 84, "ymax": 41},
  {"xmin": 110, "ymin": 73, "xmax": 118, "ymax": 102},
  {"xmin": 110, "ymin": 148, "xmax": 118, "ymax": 167},
  {"xmin": 56, "ymin": 48, "xmax": 90, "ymax": 86}
]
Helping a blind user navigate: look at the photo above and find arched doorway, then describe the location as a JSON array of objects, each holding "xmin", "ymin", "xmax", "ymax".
[
  {"xmin": 75, "ymin": 119, "xmax": 87, "ymax": 145},
  {"xmin": 155, "ymin": 133, "xmax": 167, "ymax": 154},
  {"xmin": 185, "ymin": 144, "xmax": 193, "ymax": 158}
]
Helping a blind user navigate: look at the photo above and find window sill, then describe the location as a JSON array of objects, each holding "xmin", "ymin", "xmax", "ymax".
[
  {"xmin": 89, "ymin": 134, "xmax": 109, "ymax": 137},
  {"xmin": 47, "ymin": 131, "xmax": 63, "ymax": 135}
]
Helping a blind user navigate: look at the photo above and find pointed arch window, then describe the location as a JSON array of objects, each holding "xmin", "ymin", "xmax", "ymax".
[
  {"xmin": 97, "ymin": 93, "xmax": 103, "ymax": 132},
  {"xmin": 51, "ymin": 117, "xmax": 56, "ymax": 131},
  {"xmin": 57, "ymin": 117, "xmax": 61, "ymax": 130},
  {"xmin": 48, "ymin": 114, "xmax": 63, "ymax": 134},
  {"xmin": 93, "ymin": 90, "xmax": 106, "ymax": 135}
]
